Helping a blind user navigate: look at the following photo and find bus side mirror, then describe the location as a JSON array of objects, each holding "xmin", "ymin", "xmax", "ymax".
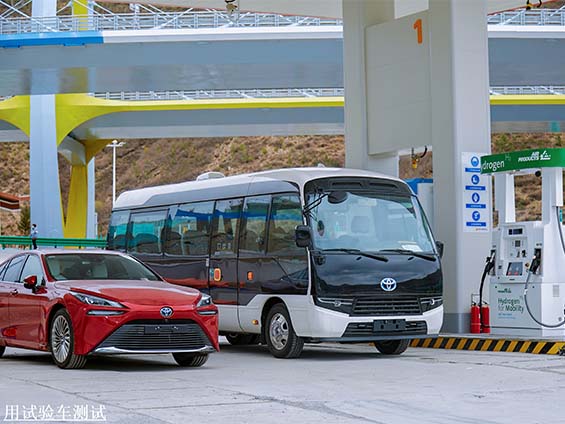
[
  {"xmin": 295, "ymin": 225, "xmax": 312, "ymax": 248},
  {"xmin": 435, "ymin": 241, "xmax": 444, "ymax": 259}
]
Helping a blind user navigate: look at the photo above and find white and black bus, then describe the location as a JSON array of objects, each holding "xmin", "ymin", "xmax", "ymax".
[{"xmin": 107, "ymin": 168, "xmax": 443, "ymax": 358}]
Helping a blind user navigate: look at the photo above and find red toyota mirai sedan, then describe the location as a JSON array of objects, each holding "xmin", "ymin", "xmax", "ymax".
[{"xmin": 0, "ymin": 250, "xmax": 219, "ymax": 369}]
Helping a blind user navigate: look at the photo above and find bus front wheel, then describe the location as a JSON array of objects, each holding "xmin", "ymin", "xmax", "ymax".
[
  {"xmin": 374, "ymin": 339, "xmax": 410, "ymax": 355},
  {"xmin": 265, "ymin": 304, "xmax": 304, "ymax": 359}
]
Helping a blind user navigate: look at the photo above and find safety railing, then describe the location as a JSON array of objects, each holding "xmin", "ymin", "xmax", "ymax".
[
  {"xmin": 0, "ymin": 236, "xmax": 107, "ymax": 249},
  {"xmin": 2, "ymin": 7, "xmax": 565, "ymax": 35},
  {"xmin": 4, "ymin": 86, "xmax": 565, "ymax": 104},
  {"xmin": 0, "ymin": 11, "xmax": 342, "ymax": 34},
  {"xmin": 488, "ymin": 8, "xmax": 565, "ymax": 25},
  {"xmin": 490, "ymin": 86, "xmax": 565, "ymax": 95},
  {"xmin": 92, "ymin": 88, "xmax": 345, "ymax": 101}
]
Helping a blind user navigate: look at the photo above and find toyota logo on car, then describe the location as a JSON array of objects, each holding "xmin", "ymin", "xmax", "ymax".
[
  {"xmin": 160, "ymin": 306, "xmax": 174, "ymax": 318},
  {"xmin": 380, "ymin": 278, "xmax": 397, "ymax": 292}
]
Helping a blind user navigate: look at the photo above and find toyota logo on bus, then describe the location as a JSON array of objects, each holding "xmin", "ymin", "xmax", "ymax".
[
  {"xmin": 380, "ymin": 278, "xmax": 397, "ymax": 292},
  {"xmin": 160, "ymin": 306, "xmax": 174, "ymax": 318}
]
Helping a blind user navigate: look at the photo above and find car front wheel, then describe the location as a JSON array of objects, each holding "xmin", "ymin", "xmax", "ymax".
[
  {"xmin": 173, "ymin": 353, "xmax": 209, "ymax": 367},
  {"xmin": 50, "ymin": 310, "xmax": 87, "ymax": 369},
  {"xmin": 374, "ymin": 339, "xmax": 410, "ymax": 355},
  {"xmin": 265, "ymin": 303, "xmax": 304, "ymax": 359},
  {"xmin": 0, "ymin": 346, "xmax": 5, "ymax": 358}
]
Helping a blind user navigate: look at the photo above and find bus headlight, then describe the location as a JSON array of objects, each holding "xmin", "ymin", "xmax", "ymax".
[
  {"xmin": 420, "ymin": 296, "xmax": 443, "ymax": 313},
  {"xmin": 315, "ymin": 297, "xmax": 354, "ymax": 314}
]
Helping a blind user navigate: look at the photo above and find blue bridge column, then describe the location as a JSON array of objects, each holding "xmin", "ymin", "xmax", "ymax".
[{"xmin": 29, "ymin": 0, "xmax": 64, "ymax": 237}]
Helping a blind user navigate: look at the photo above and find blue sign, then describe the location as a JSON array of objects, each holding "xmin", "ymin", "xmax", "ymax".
[
  {"xmin": 472, "ymin": 193, "xmax": 480, "ymax": 203},
  {"xmin": 471, "ymin": 174, "xmax": 480, "ymax": 185},
  {"xmin": 471, "ymin": 156, "xmax": 480, "ymax": 167},
  {"xmin": 472, "ymin": 211, "xmax": 481, "ymax": 221}
]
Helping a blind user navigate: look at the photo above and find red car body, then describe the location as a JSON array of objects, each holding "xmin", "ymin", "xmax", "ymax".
[{"xmin": 0, "ymin": 250, "xmax": 219, "ymax": 368}]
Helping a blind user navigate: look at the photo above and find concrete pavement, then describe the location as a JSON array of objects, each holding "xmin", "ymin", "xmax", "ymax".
[{"xmin": 1, "ymin": 341, "xmax": 565, "ymax": 423}]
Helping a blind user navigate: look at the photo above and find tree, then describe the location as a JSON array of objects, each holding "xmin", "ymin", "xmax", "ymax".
[{"xmin": 18, "ymin": 205, "xmax": 30, "ymax": 236}]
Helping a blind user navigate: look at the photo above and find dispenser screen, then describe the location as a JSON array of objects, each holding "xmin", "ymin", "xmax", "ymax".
[{"xmin": 506, "ymin": 262, "xmax": 523, "ymax": 276}]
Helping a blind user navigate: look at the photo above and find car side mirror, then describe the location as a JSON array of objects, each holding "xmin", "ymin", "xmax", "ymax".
[
  {"xmin": 23, "ymin": 275, "xmax": 38, "ymax": 291},
  {"xmin": 295, "ymin": 225, "xmax": 312, "ymax": 248},
  {"xmin": 435, "ymin": 241, "xmax": 444, "ymax": 259}
]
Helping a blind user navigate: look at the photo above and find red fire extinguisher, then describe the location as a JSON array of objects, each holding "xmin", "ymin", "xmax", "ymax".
[
  {"xmin": 470, "ymin": 299, "xmax": 481, "ymax": 334},
  {"xmin": 480, "ymin": 302, "xmax": 490, "ymax": 334}
]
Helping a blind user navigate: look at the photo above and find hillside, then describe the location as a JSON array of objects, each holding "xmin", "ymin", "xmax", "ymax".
[{"xmin": 1, "ymin": 133, "xmax": 563, "ymax": 236}]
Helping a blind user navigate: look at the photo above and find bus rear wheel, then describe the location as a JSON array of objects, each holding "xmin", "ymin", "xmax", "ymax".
[
  {"xmin": 265, "ymin": 304, "xmax": 304, "ymax": 359},
  {"xmin": 226, "ymin": 334, "xmax": 261, "ymax": 346},
  {"xmin": 374, "ymin": 339, "xmax": 410, "ymax": 355}
]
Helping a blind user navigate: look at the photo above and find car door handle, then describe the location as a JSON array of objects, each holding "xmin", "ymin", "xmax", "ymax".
[{"xmin": 10, "ymin": 289, "xmax": 18, "ymax": 296}]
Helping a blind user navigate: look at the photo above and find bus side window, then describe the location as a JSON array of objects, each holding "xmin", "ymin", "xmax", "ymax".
[
  {"xmin": 268, "ymin": 194, "xmax": 303, "ymax": 254},
  {"xmin": 211, "ymin": 199, "xmax": 243, "ymax": 255},
  {"xmin": 240, "ymin": 195, "xmax": 270, "ymax": 254},
  {"xmin": 107, "ymin": 210, "xmax": 130, "ymax": 251},
  {"xmin": 128, "ymin": 210, "xmax": 167, "ymax": 255},
  {"xmin": 167, "ymin": 201, "xmax": 214, "ymax": 256}
]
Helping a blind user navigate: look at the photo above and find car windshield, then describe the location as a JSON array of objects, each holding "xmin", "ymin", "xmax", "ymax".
[
  {"xmin": 45, "ymin": 253, "xmax": 161, "ymax": 281},
  {"xmin": 307, "ymin": 190, "xmax": 436, "ymax": 254}
]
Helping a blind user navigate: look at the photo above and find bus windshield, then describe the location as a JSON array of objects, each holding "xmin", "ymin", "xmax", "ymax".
[{"xmin": 307, "ymin": 190, "xmax": 436, "ymax": 254}]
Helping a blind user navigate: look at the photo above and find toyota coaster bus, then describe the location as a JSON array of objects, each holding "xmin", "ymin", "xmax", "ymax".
[{"xmin": 107, "ymin": 168, "xmax": 443, "ymax": 358}]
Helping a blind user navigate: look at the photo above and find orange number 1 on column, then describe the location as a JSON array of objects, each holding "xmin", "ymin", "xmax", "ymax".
[{"xmin": 413, "ymin": 18, "xmax": 423, "ymax": 44}]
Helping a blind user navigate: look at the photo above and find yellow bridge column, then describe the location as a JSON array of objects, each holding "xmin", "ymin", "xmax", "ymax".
[{"xmin": 65, "ymin": 164, "xmax": 88, "ymax": 238}]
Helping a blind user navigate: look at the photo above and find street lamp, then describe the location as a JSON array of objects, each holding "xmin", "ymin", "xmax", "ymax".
[{"xmin": 106, "ymin": 140, "xmax": 126, "ymax": 207}]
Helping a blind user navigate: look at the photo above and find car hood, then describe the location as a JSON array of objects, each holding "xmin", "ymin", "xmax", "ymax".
[{"xmin": 54, "ymin": 279, "xmax": 202, "ymax": 306}]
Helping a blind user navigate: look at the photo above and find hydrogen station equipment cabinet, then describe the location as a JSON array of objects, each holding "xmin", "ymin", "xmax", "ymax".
[{"xmin": 481, "ymin": 148, "xmax": 565, "ymax": 337}]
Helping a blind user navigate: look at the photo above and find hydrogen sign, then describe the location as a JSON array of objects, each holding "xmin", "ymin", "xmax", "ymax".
[{"xmin": 462, "ymin": 152, "xmax": 491, "ymax": 232}]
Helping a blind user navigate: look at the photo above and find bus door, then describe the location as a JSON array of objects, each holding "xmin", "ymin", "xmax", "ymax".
[
  {"xmin": 210, "ymin": 198, "xmax": 243, "ymax": 332},
  {"xmin": 238, "ymin": 194, "xmax": 309, "ymax": 333},
  {"xmin": 238, "ymin": 195, "xmax": 271, "ymax": 330}
]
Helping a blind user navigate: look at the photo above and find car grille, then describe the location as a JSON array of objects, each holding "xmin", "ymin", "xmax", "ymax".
[
  {"xmin": 97, "ymin": 320, "xmax": 212, "ymax": 351},
  {"xmin": 342, "ymin": 321, "xmax": 428, "ymax": 338},
  {"xmin": 352, "ymin": 296, "xmax": 422, "ymax": 316}
]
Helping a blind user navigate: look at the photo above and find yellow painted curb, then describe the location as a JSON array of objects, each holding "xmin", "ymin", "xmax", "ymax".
[{"xmin": 411, "ymin": 337, "xmax": 565, "ymax": 355}]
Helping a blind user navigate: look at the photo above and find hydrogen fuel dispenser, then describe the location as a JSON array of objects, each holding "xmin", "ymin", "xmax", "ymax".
[{"xmin": 481, "ymin": 148, "xmax": 565, "ymax": 337}]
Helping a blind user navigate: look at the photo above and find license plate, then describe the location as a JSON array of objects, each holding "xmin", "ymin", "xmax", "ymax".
[
  {"xmin": 144, "ymin": 325, "xmax": 190, "ymax": 335},
  {"xmin": 373, "ymin": 319, "xmax": 406, "ymax": 333}
]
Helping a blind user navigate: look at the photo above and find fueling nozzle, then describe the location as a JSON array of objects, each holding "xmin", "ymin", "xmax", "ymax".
[{"xmin": 530, "ymin": 249, "xmax": 542, "ymax": 274}]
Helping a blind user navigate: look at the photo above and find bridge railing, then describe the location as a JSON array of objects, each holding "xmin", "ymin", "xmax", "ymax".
[
  {"xmin": 92, "ymin": 88, "xmax": 345, "ymax": 101},
  {"xmin": 0, "ymin": 236, "xmax": 107, "ymax": 249},
  {"xmin": 490, "ymin": 86, "xmax": 565, "ymax": 95},
  {"xmin": 488, "ymin": 9, "xmax": 565, "ymax": 25},
  {"xmin": 0, "ymin": 11, "xmax": 342, "ymax": 34}
]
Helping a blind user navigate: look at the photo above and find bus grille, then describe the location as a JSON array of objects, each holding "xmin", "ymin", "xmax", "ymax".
[
  {"xmin": 352, "ymin": 297, "xmax": 422, "ymax": 316},
  {"xmin": 342, "ymin": 321, "xmax": 427, "ymax": 338},
  {"xmin": 97, "ymin": 320, "xmax": 212, "ymax": 351}
]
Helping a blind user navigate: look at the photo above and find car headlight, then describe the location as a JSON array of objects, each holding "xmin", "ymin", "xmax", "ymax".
[
  {"xmin": 71, "ymin": 292, "xmax": 125, "ymax": 308},
  {"xmin": 197, "ymin": 294, "xmax": 217, "ymax": 315},
  {"xmin": 197, "ymin": 294, "xmax": 213, "ymax": 308}
]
